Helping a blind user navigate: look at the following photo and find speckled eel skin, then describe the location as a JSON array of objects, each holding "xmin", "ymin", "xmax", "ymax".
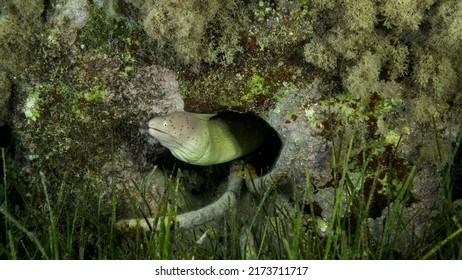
[{"xmin": 148, "ymin": 111, "xmax": 272, "ymax": 166}]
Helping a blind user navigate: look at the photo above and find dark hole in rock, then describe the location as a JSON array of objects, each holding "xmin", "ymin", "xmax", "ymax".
[
  {"xmin": 452, "ymin": 141, "xmax": 462, "ymax": 201},
  {"xmin": 0, "ymin": 125, "xmax": 12, "ymax": 148},
  {"xmin": 0, "ymin": 125, "xmax": 22, "ymax": 225},
  {"xmin": 213, "ymin": 111, "xmax": 282, "ymax": 176},
  {"xmin": 0, "ymin": 125, "xmax": 13, "ymax": 187}
]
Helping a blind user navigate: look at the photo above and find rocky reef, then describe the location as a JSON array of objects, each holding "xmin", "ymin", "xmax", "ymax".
[{"xmin": 0, "ymin": 0, "xmax": 461, "ymax": 258}]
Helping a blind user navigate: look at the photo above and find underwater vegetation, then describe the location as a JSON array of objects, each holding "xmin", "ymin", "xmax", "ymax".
[{"xmin": 0, "ymin": 0, "xmax": 461, "ymax": 259}]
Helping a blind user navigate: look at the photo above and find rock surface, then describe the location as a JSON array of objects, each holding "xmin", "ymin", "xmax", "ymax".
[{"xmin": 0, "ymin": 71, "xmax": 11, "ymax": 126}]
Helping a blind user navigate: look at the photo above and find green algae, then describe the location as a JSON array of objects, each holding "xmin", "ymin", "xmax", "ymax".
[
  {"xmin": 83, "ymin": 88, "xmax": 107, "ymax": 102},
  {"xmin": 9, "ymin": 5, "xmax": 136, "ymax": 185},
  {"xmin": 179, "ymin": 60, "xmax": 307, "ymax": 113},
  {"xmin": 23, "ymin": 87, "xmax": 42, "ymax": 123},
  {"xmin": 241, "ymin": 74, "xmax": 268, "ymax": 102}
]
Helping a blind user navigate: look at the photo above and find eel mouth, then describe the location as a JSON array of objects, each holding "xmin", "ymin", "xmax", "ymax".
[{"xmin": 149, "ymin": 127, "xmax": 167, "ymax": 136}]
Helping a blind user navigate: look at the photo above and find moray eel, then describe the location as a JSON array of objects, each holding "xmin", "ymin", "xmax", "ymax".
[{"xmin": 148, "ymin": 111, "xmax": 275, "ymax": 166}]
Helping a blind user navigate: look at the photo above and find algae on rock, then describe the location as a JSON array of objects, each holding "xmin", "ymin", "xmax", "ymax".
[
  {"xmin": 0, "ymin": 71, "xmax": 11, "ymax": 126},
  {"xmin": 0, "ymin": 0, "xmax": 44, "ymax": 76},
  {"xmin": 142, "ymin": 0, "xmax": 247, "ymax": 69}
]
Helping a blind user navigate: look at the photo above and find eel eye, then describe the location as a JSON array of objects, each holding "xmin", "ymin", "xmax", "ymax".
[{"xmin": 162, "ymin": 121, "xmax": 168, "ymax": 128}]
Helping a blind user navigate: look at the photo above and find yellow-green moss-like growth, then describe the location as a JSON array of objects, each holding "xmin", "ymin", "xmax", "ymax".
[
  {"xmin": 379, "ymin": 0, "xmax": 435, "ymax": 31},
  {"xmin": 0, "ymin": 0, "xmax": 44, "ymax": 75},
  {"xmin": 343, "ymin": 51, "xmax": 382, "ymax": 99},
  {"xmin": 411, "ymin": 0, "xmax": 462, "ymax": 104},
  {"xmin": 0, "ymin": 71, "xmax": 11, "ymax": 125},
  {"xmin": 303, "ymin": 0, "xmax": 460, "ymax": 105},
  {"xmin": 143, "ymin": 0, "xmax": 246, "ymax": 69}
]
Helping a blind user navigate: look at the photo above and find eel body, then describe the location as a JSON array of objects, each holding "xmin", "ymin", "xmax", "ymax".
[{"xmin": 148, "ymin": 111, "xmax": 273, "ymax": 166}]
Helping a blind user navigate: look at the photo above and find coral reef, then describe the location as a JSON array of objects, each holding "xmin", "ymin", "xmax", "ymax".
[
  {"xmin": 5, "ymin": 2, "xmax": 185, "ymax": 219},
  {"xmin": 1, "ymin": 0, "xmax": 461, "ymax": 258},
  {"xmin": 13, "ymin": 50, "xmax": 185, "ymax": 216}
]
